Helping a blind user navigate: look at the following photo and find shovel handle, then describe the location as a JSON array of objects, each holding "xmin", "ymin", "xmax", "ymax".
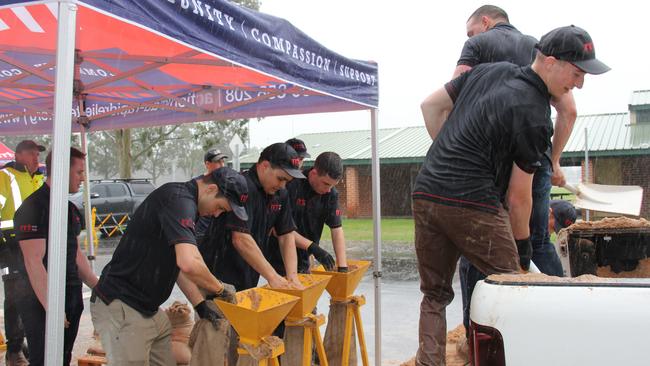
[{"xmin": 563, "ymin": 183, "xmax": 579, "ymax": 195}]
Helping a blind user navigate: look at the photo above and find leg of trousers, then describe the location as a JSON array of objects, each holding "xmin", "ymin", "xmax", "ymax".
[
  {"xmin": 413, "ymin": 200, "xmax": 519, "ymax": 366},
  {"xmin": 91, "ymin": 298, "xmax": 176, "ymax": 366},
  {"xmin": 3, "ymin": 274, "xmax": 26, "ymax": 353}
]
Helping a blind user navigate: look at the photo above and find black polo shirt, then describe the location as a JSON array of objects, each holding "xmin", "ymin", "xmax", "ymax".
[
  {"xmin": 94, "ymin": 181, "xmax": 199, "ymax": 316},
  {"xmin": 412, "ymin": 62, "xmax": 552, "ymax": 213},
  {"xmin": 458, "ymin": 23, "xmax": 538, "ymax": 68},
  {"xmin": 14, "ymin": 184, "xmax": 82, "ymax": 287},
  {"xmin": 200, "ymin": 165, "xmax": 295, "ymax": 291},
  {"xmin": 266, "ymin": 168, "xmax": 343, "ymax": 274}
]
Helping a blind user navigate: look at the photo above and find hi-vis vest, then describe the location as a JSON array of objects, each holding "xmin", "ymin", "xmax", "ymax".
[{"xmin": 0, "ymin": 164, "xmax": 44, "ymax": 232}]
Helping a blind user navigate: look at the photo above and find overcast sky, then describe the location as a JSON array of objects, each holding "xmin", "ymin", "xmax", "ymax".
[{"xmin": 248, "ymin": 0, "xmax": 650, "ymax": 148}]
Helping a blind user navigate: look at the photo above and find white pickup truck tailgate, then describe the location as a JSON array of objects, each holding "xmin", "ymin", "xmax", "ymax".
[{"xmin": 471, "ymin": 277, "xmax": 650, "ymax": 366}]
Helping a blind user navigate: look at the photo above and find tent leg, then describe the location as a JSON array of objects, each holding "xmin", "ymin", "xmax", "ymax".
[
  {"xmin": 45, "ymin": 2, "xmax": 78, "ymax": 366},
  {"xmin": 80, "ymin": 128, "xmax": 95, "ymax": 271},
  {"xmin": 369, "ymin": 109, "xmax": 381, "ymax": 366}
]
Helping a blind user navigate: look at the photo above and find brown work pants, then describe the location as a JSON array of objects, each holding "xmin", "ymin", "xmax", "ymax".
[{"xmin": 413, "ymin": 199, "xmax": 520, "ymax": 366}]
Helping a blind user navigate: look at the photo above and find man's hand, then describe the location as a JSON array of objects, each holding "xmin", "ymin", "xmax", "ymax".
[
  {"xmin": 551, "ymin": 162, "xmax": 566, "ymax": 187},
  {"xmin": 287, "ymin": 274, "xmax": 305, "ymax": 290},
  {"xmin": 194, "ymin": 300, "xmax": 223, "ymax": 329},
  {"xmin": 307, "ymin": 243, "xmax": 335, "ymax": 271},
  {"xmin": 268, "ymin": 275, "xmax": 290, "ymax": 289},
  {"xmin": 515, "ymin": 238, "xmax": 533, "ymax": 271},
  {"xmin": 64, "ymin": 314, "xmax": 70, "ymax": 329},
  {"xmin": 207, "ymin": 282, "xmax": 237, "ymax": 304}
]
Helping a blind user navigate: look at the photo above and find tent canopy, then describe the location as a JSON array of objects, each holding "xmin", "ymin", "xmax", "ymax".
[
  {"xmin": 0, "ymin": 141, "xmax": 14, "ymax": 165},
  {"xmin": 0, "ymin": 0, "xmax": 378, "ymax": 135}
]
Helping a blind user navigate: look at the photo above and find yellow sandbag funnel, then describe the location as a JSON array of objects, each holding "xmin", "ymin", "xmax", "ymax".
[
  {"xmin": 266, "ymin": 274, "xmax": 331, "ymax": 320},
  {"xmin": 312, "ymin": 260, "xmax": 371, "ymax": 301},
  {"xmin": 215, "ymin": 288, "xmax": 299, "ymax": 345}
]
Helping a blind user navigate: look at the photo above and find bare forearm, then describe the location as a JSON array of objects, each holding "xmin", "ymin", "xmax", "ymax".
[
  {"xmin": 550, "ymin": 93, "xmax": 577, "ymax": 163},
  {"xmin": 293, "ymin": 231, "xmax": 312, "ymax": 250},
  {"xmin": 278, "ymin": 234, "xmax": 298, "ymax": 278},
  {"xmin": 177, "ymin": 272, "xmax": 205, "ymax": 306},
  {"xmin": 506, "ymin": 163, "xmax": 534, "ymax": 240},
  {"xmin": 507, "ymin": 197, "xmax": 532, "ymax": 240},
  {"xmin": 421, "ymin": 88, "xmax": 453, "ymax": 140},
  {"xmin": 181, "ymin": 260, "xmax": 223, "ymax": 295},
  {"xmin": 331, "ymin": 227, "xmax": 348, "ymax": 267},
  {"xmin": 25, "ymin": 261, "xmax": 49, "ymax": 310},
  {"xmin": 76, "ymin": 247, "xmax": 98, "ymax": 288},
  {"xmin": 233, "ymin": 233, "xmax": 281, "ymax": 282}
]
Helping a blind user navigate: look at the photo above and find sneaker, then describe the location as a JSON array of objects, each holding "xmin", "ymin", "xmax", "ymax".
[{"xmin": 6, "ymin": 351, "xmax": 29, "ymax": 366}]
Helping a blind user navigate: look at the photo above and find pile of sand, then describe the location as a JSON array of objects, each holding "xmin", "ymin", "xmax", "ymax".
[
  {"xmin": 567, "ymin": 216, "xmax": 650, "ymax": 231},
  {"xmin": 401, "ymin": 324, "xmax": 469, "ymax": 366}
]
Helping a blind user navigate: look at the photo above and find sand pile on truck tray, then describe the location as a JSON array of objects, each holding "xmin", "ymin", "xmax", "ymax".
[{"xmin": 562, "ymin": 216, "xmax": 650, "ymax": 278}]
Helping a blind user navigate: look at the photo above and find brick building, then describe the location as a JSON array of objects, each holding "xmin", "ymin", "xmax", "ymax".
[{"xmin": 241, "ymin": 90, "xmax": 650, "ymax": 218}]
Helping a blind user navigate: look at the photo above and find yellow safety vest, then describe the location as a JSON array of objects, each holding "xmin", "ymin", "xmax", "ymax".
[{"xmin": 0, "ymin": 164, "xmax": 44, "ymax": 232}]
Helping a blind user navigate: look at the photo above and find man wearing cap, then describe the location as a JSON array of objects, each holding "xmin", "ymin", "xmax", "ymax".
[
  {"xmin": 451, "ymin": 5, "xmax": 581, "ymax": 349},
  {"xmin": 414, "ymin": 25, "xmax": 609, "ymax": 365},
  {"xmin": 203, "ymin": 149, "xmax": 229, "ymax": 173},
  {"xmin": 194, "ymin": 149, "xmax": 230, "ymax": 241},
  {"xmin": 549, "ymin": 200, "xmax": 577, "ymax": 235},
  {"xmin": 200, "ymin": 142, "xmax": 305, "ymax": 291},
  {"xmin": 0, "ymin": 140, "xmax": 45, "ymax": 366},
  {"xmin": 15, "ymin": 147, "xmax": 98, "ymax": 366},
  {"xmin": 286, "ymin": 138, "xmax": 310, "ymax": 169},
  {"xmin": 267, "ymin": 151, "xmax": 348, "ymax": 275},
  {"xmin": 90, "ymin": 167, "xmax": 247, "ymax": 365}
]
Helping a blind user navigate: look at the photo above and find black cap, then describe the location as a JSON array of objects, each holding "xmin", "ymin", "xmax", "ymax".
[
  {"xmin": 15, "ymin": 140, "xmax": 45, "ymax": 153},
  {"xmin": 210, "ymin": 167, "xmax": 248, "ymax": 221},
  {"xmin": 259, "ymin": 143, "xmax": 306, "ymax": 179},
  {"xmin": 550, "ymin": 200, "xmax": 577, "ymax": 232},
  {"xmin": 536, "ymin": 25, "xmax": 610, "ymax": 75},
  {"xmin": 285, "ymin": 138, "xmax": 311, "ymax": 158},
  {"xmin": 204, "ymin": 149, "xmax": 228, "ymax": 163}
]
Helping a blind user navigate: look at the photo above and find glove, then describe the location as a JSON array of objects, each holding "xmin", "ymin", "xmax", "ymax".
[
  {"xmin": 194, "ymin": 300, "xmax": 222, "ymax": 328},
  {"xmin": 308, "ymin": 242, "xmax": 335, "ymax": 271},
  {"xmin": 515, "ymin": 238, "xmax": 533, "ymax": 271},
  {"xmin": 337, "ymin": 266, "xmax": 349, "ymax": 273},
  {"xmin": 216, "ymin": 283, "xmax": 237, "ymax": 304}
]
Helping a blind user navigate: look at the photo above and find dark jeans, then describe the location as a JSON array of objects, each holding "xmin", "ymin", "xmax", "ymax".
[
  {"xmin": 458, "ymin": 158, "xmax": 565, "ymax": 334},
  {"xmin": 2, "ymin": 236, "xmax": 28, "ymax": 354},
  {"xmin": 19, "ymin": 284, "xmax": 84, "ymax": 366}
]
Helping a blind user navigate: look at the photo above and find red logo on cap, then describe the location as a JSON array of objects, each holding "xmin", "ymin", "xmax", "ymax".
[
  {"xmin": 565, "ymin": 219, "xmax": 574, "ymax": 227},
  {"xmin": 291, "ymin": 158, "xmax": 301, "ymax": 168},
  {"xmin": 583, "ymin": 42, "xmax": 594, "ymax": 52},
  {"xmin": 240, "ymin": 194, "xmax": 248, "ymax": 203}
]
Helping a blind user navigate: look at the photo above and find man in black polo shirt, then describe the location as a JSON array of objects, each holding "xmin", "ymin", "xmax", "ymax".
[
  {"xmin": 14, "ymin": 147, "xmax": 98, "ymax": 366},
  {"xmin": 267, "ymin": 151, "xmax": 348, "ymax": 275},
  {"xmin": 201, "ymin": 143, "xmax": 305, "ymax": 291},
  {"xmin": 414, "ymin": 26, "xmax": 609, "ymax": 365},
  {"xmin": 451, "ymin": 5, "xmax": 582, "ymax": 346},
  {"xmin": 91, "ymin": 167, "xmax": 248, "ymax": 366}
]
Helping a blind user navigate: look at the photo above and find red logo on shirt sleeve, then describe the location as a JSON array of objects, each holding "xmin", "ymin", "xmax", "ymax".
[
  {"xmin": 335, "ymin": 209, "xmax": 341, "ymax": 216},
  {"xmin": 179, "ymin": 218, "xmax": 195, "ymax": 229},
  {"xmin": 296, "ymin": 198, "xmax": 306, "ymax": 206}
]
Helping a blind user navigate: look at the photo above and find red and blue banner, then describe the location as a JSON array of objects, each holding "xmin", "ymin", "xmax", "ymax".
[{"xmin": 0, "ymin": 0, "xmax": 378, "ymax": 135}]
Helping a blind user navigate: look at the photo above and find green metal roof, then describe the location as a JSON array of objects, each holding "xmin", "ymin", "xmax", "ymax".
[
  {"xmin": 562, "ymin": 112, "xmax": 650, "ymax": 157},
  {"xmin": 242, "ymin": 109, "xmax": 650, "ymax": 166},
  {"xmin": 630, "ymin": 90, "xmax": 650, "ymax": 107}
]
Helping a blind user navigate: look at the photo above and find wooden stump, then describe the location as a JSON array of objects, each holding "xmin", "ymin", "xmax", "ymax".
[
  {"xmin": 280, "ymin": 326, "xmax": 307, "ymax": 366},
  {"xmin": 324, "ymin": 302, "xmax": 357, "ymax": 366}
]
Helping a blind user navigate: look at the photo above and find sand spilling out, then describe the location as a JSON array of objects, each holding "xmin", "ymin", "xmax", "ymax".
[
  {"xmin": 488, "ymin": 273, "xmax": 616, "ymax": 283},
  {"xmin": 597, "ymin": 258, "xmax": 650, "ymax": 278},
  {"xmin": 401, "ymin": 324, "xmax": 469, "ymax": 366}
]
